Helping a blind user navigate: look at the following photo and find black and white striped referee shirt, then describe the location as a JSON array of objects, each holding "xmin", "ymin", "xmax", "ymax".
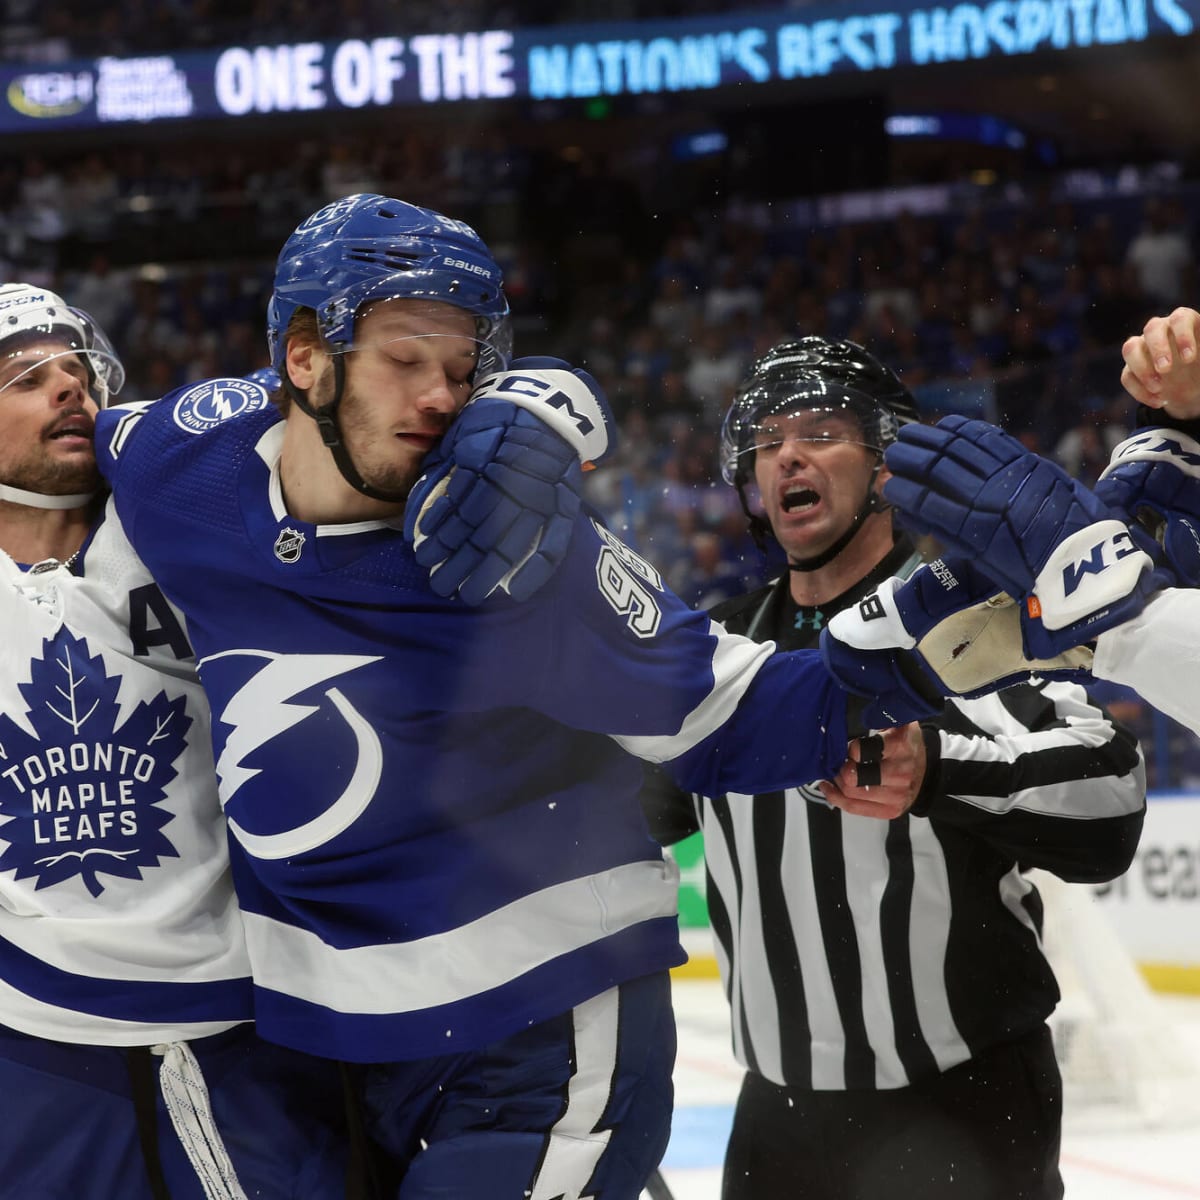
[{"xmin": 642, "ymin": 539, "xmax": 1146, "ymax": 1091}]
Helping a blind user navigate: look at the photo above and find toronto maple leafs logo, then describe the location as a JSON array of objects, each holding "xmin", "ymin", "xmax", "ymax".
[{"xmin": 0, "ymin": 629, "xmax": 187, "ymax": 897}]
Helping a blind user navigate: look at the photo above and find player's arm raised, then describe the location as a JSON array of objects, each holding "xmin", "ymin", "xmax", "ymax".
[{"xmin": 405, "ymin": 357, "xmax": 614, "ymax": 605}]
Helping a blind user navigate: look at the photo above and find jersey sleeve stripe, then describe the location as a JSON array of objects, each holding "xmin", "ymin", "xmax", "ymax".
[{"xmin": 610, "ymin": 622, "xmax": 773, "ymax": 762}]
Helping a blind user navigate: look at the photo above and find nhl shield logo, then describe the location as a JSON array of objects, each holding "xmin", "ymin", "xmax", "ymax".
[{"xmin": 274, "ymin": 527, "xmax": 306, "ymax": 563}]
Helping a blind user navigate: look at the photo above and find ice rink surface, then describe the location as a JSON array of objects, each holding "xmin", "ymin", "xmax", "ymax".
[{"xmin": 657, "ymin": 978, "xmax": 1200, "ymax": 1200}]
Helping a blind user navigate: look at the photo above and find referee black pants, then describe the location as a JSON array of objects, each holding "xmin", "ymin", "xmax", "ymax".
[{"xmin": 722, "ymin": 1022, "xmax": 1063, "ymax": 1200}]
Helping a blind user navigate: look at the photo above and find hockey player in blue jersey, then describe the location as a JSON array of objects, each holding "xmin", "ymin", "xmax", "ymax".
[
  {"xmin": 91, "ymin": 193, "xmax": 949, "ymax": 1200},
  {"xmin": 0, "ymin": 284, "xmax": 349, "ymax": 1198}
]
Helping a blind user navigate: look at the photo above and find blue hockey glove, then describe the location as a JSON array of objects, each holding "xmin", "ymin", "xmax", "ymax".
[
  {"xmin": 1094, "ymin": 428, "xmax": 1200, "ymax": 587},
  {"xmin": 821, "ymin": 555, "xmax": 1094, "ymax": 728},
  {"xmin": 405, "ymin": 357, "xmax": 616, "ymax": 605},
  {"xmin": 882, "ymin": 415, "xmax": 1166, "ymax": 657}
]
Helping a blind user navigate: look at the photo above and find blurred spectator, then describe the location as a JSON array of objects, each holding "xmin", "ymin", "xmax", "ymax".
[
  {"xmin": 648, "ymin": 273, "xmax": 701, "ymax": 349},
  {"xmin": 702, "ymin": 260, "xmax": 763, "ymax": 326},
  {"xmin": 66, "ymin": 252, "xmax": 132, "ymax": 336},
  {"xmin": 1053, "ymin": 395, "xmax": 1130, "ymax": 485},
  {"xmin": 684, "ymin": 325, "xmax": 745, "ymax": 423},
  {"xmin": 673, "ymin": 531, "xmax": 746, "ymax": 610},
  {"xmin": 1124, "ymin": 197, "xmax": 1193, "ymax": 308},
  {"xmin": 1085, "ymin": 263, "xmax": 1147, "ymax": 348}
]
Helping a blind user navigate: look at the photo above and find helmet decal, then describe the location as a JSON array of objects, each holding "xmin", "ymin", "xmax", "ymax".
[{"xmin": 0, "ymin": 282, "xmax": 125, "ymax": 406}]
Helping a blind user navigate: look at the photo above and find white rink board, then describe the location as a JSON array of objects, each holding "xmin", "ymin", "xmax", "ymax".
[{"xmin": 1090, "ymin": 793, "xmax": 1200, "ymax": 978}]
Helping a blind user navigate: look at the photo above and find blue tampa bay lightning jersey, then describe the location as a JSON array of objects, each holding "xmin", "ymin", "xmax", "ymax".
[
  {"xmin": 95, "ymin": 379, "xmax": 852, "ymax": 1064},
  {"xmin": 0, "ymin": 498, "xmax": 252, "ymax": 1044}
]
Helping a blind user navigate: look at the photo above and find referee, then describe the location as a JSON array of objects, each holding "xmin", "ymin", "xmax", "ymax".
[{"xmin": 643, "ymin": 338, "xmax": 1147, "ymax": 1200}]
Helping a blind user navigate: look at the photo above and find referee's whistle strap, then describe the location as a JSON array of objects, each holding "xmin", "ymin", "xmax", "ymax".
[{"xmin": 152, "ymin": 1041, "xmax": 249, "ymax": 1200}]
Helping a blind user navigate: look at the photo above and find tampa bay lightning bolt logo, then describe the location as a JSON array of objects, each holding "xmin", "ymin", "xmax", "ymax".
[
  {"xmin": 173, "ymin": 378, "xmax": 270, "ymax": 435},
  {"xmin": 0, "ymin": 629, "xmax": 186, "ymax": 897},
  {"xmin": 202, "ymin": 650, "xmax": 383, "ymax": 860}
]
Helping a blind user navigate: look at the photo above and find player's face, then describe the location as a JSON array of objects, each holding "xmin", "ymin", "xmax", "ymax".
[
  {"xmin": 752, "ymin": 408, "xmax": 880, "ymax": 562},
  {"xmin": 0, "ymin": 342, "xmax": 100, "ymax": 497},
  {"xmin": 320, "ymin": 301, "xmax": 479, "ymax": 497}
]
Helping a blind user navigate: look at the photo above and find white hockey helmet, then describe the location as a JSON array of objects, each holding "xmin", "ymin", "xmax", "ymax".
[{"xmin": 0, "ymin": 282, "xmax": 125, "ymax": 407}]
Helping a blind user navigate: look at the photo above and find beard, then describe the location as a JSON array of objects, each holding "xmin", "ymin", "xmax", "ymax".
[
  {"xmin": 323, "ymin": 376, "xmax": 444, "ymax": 499},
  {"xmin": 1, "ymin": 451, "xmax": 100, "ymax": 499}
]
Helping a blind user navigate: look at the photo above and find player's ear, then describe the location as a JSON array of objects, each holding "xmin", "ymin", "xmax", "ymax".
[{"xmin": 285, "ymin": 336, "xmax": 321, "ymax": 391}]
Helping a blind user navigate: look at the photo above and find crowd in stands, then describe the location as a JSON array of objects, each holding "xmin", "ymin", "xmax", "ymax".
[{"xmin": 0, "ymin": 127, "xmax": 1195, "ymax": 779}]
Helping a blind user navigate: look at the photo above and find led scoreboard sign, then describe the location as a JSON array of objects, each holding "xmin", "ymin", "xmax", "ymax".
[{"xmin": 3, "ymin": 0, "xmax": 1196, "ymax": 130}]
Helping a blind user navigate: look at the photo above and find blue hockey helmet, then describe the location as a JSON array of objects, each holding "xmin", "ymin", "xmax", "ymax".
[
  {"xmin": 266, "ymin": 193, "xmax": 511, "ymax": 377},
  {"xmin": 0, "ymin": 282, "xmax": 125, "ymax": 407}
]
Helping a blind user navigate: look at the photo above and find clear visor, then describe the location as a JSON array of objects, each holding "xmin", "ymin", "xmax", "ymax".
[
  {"xmin": 721, "ymin": 389, "xmax": 894, "ymax": 484},
  {"xmin": 0, "ymin": 313, "xmax": 125, "ymax": 407},
  {"xmin": 324, "ymin": 296, "xmax": 512, "ymax": 380}
]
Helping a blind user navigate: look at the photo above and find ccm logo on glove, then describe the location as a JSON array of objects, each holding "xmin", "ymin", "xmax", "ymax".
[
  {"xmin": 470, "ymin": 368, "xmax": 612, "ymax": 467},
  {"xmin": 1033, "ymin": 520, "xmax": 1150, "ymax": 629}
]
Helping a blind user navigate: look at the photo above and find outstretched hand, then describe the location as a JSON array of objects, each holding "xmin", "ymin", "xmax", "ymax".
[
  {"xmin": 1121, "ymin": 308, "xmax": 1200, "ymax": 418},
  {"xmin": 819, "ymin": 724, "xmax": 927, "ymax": 820}
]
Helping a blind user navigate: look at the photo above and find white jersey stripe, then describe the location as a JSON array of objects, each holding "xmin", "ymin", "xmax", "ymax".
[
  {"xmin": 0, "ymin": 972, "xmax": 242, "ymax": 1046},
  {"xmin": 777, "ymin": 791, "xmax": 844, "ymax": 1090},
  {"xmin": 242, "ymin": 859, "xmax": 678, "ymax": 1015},
  {"xmin": 728, "ymin": 795, "xmax": 781, "ymax": 1081},
  {"xmin": 840, "ymin": 818, "xmax": 905, "ymax": 1088},
  {"xmin": 611, "ymin": 623, "xmax": 772, "ymax": 762},
  {"xmin": 905, "ymin": 820, "xmax": 969, "ymax": 1073},
  {"xmin": 529, "ymin": 986, "xmax": 619, "ymax": 1200}
]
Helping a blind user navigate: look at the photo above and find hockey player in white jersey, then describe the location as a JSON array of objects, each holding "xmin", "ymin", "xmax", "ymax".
[
  {"xmin": 91, "ymin": 194, "xmax": 943, "ymax": 1200},
  {"xmin": 0, "ymin": 284, "xmax": 348, "ymax": 1199}
]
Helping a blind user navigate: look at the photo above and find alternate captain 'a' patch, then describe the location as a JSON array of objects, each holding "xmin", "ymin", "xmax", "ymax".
[
  {"xmin": 0, "ymin": 628, "xmax": 187, "ymax": 897},
  {"xmin": 173, "ymin": 377, "xmax": 271, "ymax": 435}
]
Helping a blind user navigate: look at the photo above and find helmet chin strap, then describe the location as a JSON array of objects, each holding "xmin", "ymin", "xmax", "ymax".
[
  {"xmin": 285, "ymin": 355, "xmax": 410, "ymax": 505},
  {"xmin": 787, "ymin": 457, "xmax": 889, "ymax": 574},
  {"xmin": 0, "ymin": 482, "xmax": 96, "ymax": 510}
]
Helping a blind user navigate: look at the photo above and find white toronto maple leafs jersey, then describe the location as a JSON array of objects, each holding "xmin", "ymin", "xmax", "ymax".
[
  {"xmin": 95, "ymin": 381, "xmax": 852, "ymax": 1064},
  {"xmin": 0, "ymin": 499, "xmax": 252, "ymax": 1044},
  {"xmin": 1095, "ymin": 587, "xmax": 1200, "ymax": 735}
]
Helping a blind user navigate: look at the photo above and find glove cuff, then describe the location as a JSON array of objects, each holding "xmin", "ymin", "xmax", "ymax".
[
  {"xmin": 1031, "ymin": 521, "xmax": 1153, "ymax": 631},
  {"xmin": 469, "ymin": 368, "xmax": 613, "ymax": 464}
]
